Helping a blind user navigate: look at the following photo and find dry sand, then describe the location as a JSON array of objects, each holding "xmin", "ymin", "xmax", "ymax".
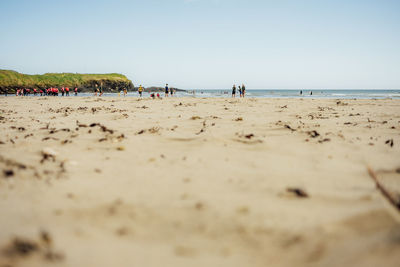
[{"xmin": 0, "ymin": 96, "xmax": 399, "ymax": 267}]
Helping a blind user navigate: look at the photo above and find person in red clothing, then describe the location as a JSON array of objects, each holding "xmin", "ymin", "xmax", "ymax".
[
  {"xmin": 65, "ymin": 87, "xmax": 70, "ymax": 96},
  {"xmin": 40, "ymin": 89, "xmax": 43, "ymax": 96},
  {"xmin": 33, "ymin": 88, "xmax": 37, "ymax": 96},
  {"xmin": 74, "ymin": 87, "xmax": 78, "ymax": 96}
]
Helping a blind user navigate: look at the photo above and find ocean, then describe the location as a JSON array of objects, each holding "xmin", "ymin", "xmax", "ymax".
[
  {"xmin": 183, "ymin": 89, "xmax": 400, "ymax": 99},
  {"xmin": 98, "ymin": 89, "xmax": 400, "ymax": 99},
  {"xmin": 7, "ymin": 89, "xmax": 400, "ymax": 99}
]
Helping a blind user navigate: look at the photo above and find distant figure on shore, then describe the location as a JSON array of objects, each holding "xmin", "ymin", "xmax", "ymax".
[
  {"xmin": 165, "ymin": 84, "xmax": 169, "ymax": 97},
  {"xmin": 66, "ymin": 87, "xmax": 70, "ymax": 96},
  {"xmin": 74, "ymin": 87, "xmax": 78, "ymax": 96},
  {"xmin": 123, "ymin": 88, "xmax": 127, "ymax": 96},
  {"xmin": 300, "ymin": 90, "xmax": 303, "ymax": 95},
  {"xmin": 310, "ymin": 91, "xmax": 313, "ymax": 96},
  {"xmin": 138, "ymin": 85, "xmax": 144, "ymax": 97},
  {"xmin": 232, "ymin": 84, "xmax": 236, "ymax": 98},
  {"xmin": 242, "ymin": 84, "xmax": 246, "ymax": 98},
  {"xmin": 238, "ymin": 86, "xmax": 242, "ymax": 97}
]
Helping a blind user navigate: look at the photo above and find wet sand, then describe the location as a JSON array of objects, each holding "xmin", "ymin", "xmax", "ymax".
[{"xmin": 0, "ymin": 96, "xmax": 399, "ymax": 267}]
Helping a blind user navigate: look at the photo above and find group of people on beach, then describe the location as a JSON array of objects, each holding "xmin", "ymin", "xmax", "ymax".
[
  {"xmin": 164, "ymin": 84, "xmax": 176, "ymax": 97},
  {"xmin": 232, "ymin": 84, "xmax": 246, "ymax": 98},
  {"xmin": 137, "ymin": 83, "xmax": 176, "ymax": 98},
  {"xmin": 16, "ymin": 87, "xmax": 79, "ymax": 96}
]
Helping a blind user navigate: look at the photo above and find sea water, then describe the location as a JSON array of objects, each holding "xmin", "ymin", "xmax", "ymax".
[
  {"xmin": 98, "ymin": 89, "xmax": 400, "ymax": 99},
  {"xmin": 8, "ymin": 89, "xmax": 400, "ymax": 99}
]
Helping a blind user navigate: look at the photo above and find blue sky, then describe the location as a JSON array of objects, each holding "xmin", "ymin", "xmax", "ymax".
[{"xmin": 1, "ymin": 0, "xmax": 399, "ymax": 89}]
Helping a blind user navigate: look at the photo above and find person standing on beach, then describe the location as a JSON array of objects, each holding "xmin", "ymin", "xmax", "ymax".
[
  {"xmin": 241, "ymin": 84, "xmax": 246, "ymax": 98},
  {"xmin": 74, "ymin": 87, "xmax": 78, "ymax": 96},
  {"xmin": 165, "ymin": 84, "xmax": 169, "ymax": 97},
  {"xmin": 238, "ymin": 86, "xmax": 242, "ymax": 97},
  {"xmin": 66, "ymin": 87, "xmax": 70, "ymax": 96},
  {"xmin": 232, "ymin": 84, "xmax": 236, "ymax": 98},
  {"xmin": 138, "ymin": 85, "xmax": 144, "ymax": 97}
]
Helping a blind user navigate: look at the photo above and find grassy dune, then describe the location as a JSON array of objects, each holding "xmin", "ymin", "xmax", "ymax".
[{"xmin": 0, "ymin": 70, "xmax": 134, "ymax": 93}]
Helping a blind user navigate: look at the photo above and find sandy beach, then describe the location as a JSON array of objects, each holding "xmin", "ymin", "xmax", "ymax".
[{"xmin": 0, "ymin": 96, "xmax": 399, "ymax": 267}]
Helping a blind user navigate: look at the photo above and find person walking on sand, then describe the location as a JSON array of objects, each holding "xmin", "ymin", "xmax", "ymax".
[
  {"xmin": 238, "ymin": 86, "xmax": 242, "ymax": 97},
  {"xmin": 123, "ymin": 88, "xmax": 127, "ymax": 96},
  {"xmin": 138, "ymin": 85, "xmax": 144, "ymax": 97},
  {"xmin": 165, "ymin": 84, "xmax": 169, "ymax": 97},
  {"xmin": 232, "ymin": 84, "xmax": 236, "ymax": 98},
  {"xmin": 74, "ymin": 87, "xmax": 78, "ymax": 96},
  {"xmin": 241, "ymin": 84, "xmax": 246, "ymax": 98}
]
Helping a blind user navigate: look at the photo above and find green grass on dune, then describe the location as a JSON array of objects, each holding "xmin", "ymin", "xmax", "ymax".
[{"xmin": 0, "ymin": 70, "xmax": 131, "ymax": 89}]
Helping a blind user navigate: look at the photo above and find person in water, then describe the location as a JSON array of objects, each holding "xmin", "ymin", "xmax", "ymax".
[
  {"xmin": 138, "ymin": 85, "xmax": 144, "ymax": 97},
  {"xmin": 241, "ymin": 84, "xmax": 246, "ymax": 98},
  {"xmin": 165, "ymin": 84, "xmax": 169, "ymax": 97},
  {"xmin": 232, "ymin": 84, "xmax": 236, "ymax": 98}
]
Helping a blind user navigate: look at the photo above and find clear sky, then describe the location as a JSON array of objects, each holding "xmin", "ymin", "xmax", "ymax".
[{"xmin": 1, "ymin": 0, "xmax": 399, "ymax": 89}]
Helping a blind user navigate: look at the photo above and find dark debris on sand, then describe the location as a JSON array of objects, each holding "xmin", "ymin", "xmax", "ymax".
[
  {"xmin": 1, "ymin": 231, "xmax": 64, "ymax": 262},
  {"xmin": 286, "ymin": 187, "xmax": 309, "ymax": 198},
  {"xmin": 385, "ymin": 139, "xmax": 394, "ymax": 147},
  {"xmin": 307, "ymin": 130, "xmax": 320, "ymax": 138},
  {"xmin": 3, "ymin": 169, "xmax": 14, "ymax": 178}
]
